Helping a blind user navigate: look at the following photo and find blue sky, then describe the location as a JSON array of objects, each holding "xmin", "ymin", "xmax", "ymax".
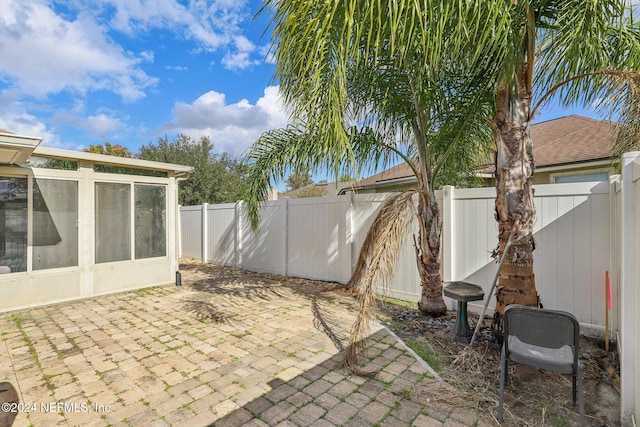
[
  {"xmin": 0, "ymin": 0, "xmax": 608, "ymax": 162},
  {"xmin": 0, "ymin": 0, "xmax": 285, "ymax": 157}
]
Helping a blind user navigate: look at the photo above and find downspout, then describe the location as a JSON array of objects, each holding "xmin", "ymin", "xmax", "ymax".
[{"xmin": 174, "ymin": 172, "xmax": 190, "ymax": 285}]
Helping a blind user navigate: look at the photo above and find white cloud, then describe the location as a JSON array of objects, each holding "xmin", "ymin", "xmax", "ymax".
[
  {"xmin": 0, "ymin": 0, "xmax": 260, "ymax": 101},
  {"xmin": 0, "ymin": 0, "xmax": 157, "ymax": 100},
  {"xmin": 91, "ymin": 0, "xmax": 248, "ymax": 51},
  {"xmin": 0, "ymin": 91, "xmax": 60, "ymax": 146},
  {"xmin": 222, "ymin": 51, "xmax": 258, "ymax": 70},
  {"xmin": 233, "ymin": 35, "xmax": 255, "ymax": 52},
  {"xmin": 0, "ymin": 0, "xmax": 269, "ymax": 152},
  {"xmin": 161, "ymin": 85, "xmax": 290, "ymax": 156},
  {"xmin": 85, "ymin": 114, "xmax": 128, "ymax": 139},
  {"xmin": 259, "ymin": 44, "xmax": 276, "ymax": 64},
  {"xmin": 52, "ymin": 107, "xmax": 128, "ymax": 140},
  {"xmin": 0, "ymin": 112, "xmax": 55, "ymax": 144},
  {"xmin": 222, "ymin": 36, "xmax": 259, "ymax": 70},
  {"xmin": 140, "ymin": 51, "xmax": 155, "ymax": 62},
  {"xmin": 165, "ymin": 65, "xmax": 189, "ymax": 71}
]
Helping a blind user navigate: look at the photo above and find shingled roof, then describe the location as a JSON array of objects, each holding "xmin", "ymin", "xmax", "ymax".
[
  {"xmin": 353, "ymin": 115, "xmax": 616, "ymax": 190},
  {"xmin": 532, "ymin": 114, "xmax": 615, "ymax": 167}
]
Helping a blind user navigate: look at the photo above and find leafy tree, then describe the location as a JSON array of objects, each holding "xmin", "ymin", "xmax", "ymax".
[
  {"xmin": 137, "ymin": 134, "xmax": 247, "ymax": 205},
  {"xmin": 287, "ymin": 185, "xmax": 326, "ymax": 198},
  {"xmin": 209, "ymin": 152, "xmax": 249, "ymax": 203},
  {"xmin": 285, "ymin": 168, "xmax": 313, "ymax": 191},
  {"xmin": 83, "ymin": 142, "xmax": 132, "ymax": 157}
]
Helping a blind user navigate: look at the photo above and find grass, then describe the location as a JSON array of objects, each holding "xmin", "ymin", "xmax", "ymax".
[
  {"xmin": 404, "ymin": 338, "xmax": 446, "ymax": 374},
  {"xmin": 378, "ymin": 296, "xmax": 415, "ymax": 308},
  {"xmin": 11, "ymin": 313, "xmax": 59, "ymax": 392},
  {"xmin": 134, "ymin": 287, "xmax": 155, "ymax": 297},
  {"xmin": 11, "ymin": 313, "xmax": 25, "ymax": 327},
  {"xmin": 549, "ymin": 415, "xmax": 570, "ymax": 427}
]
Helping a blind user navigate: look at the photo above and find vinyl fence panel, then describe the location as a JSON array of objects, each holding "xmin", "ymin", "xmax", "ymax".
[
  {"xmin": 287, "ymin": 196, "xmax": 352, "ymax": 283},
  {"xmin": 239, "ymin": 200, "xmax": 287, "ymax": 275},
  {"xmin": 618, "ymin": 151, "xmax": 640, "ymax": 423},
  {"xmin": 180, "ymin": 181, "xmax": 616, "ymax": 333},
  {"xmin": 444, "ymin": 182, "xmax": 614, "ymax": 334},
  {"xmin": 206, "ymin": 203, "xmax": 238, "ymax": 266},
  {"xmin": 351, "ymin": 194, "xmax": 422, "ymax": 300},
  {"xmin": 180, "ymin": 205, "xmax": 203, "ymax": 259},
  {"xmin": 533, "ymin": 182, "xmax": 612, "ymax": 331}
]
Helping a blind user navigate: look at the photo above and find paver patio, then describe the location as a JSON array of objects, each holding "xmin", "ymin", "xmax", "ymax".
[{"xmin": 0, "ymin": 263, "xmax": 496, "ymax": 426}]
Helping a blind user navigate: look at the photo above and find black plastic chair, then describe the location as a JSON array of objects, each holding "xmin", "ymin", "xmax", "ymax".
[{"xmin": 497, "ymin": 305, "xmax": 585, "ymax": 426}]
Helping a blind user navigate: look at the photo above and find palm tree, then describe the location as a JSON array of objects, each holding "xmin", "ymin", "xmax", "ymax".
[
  {"xmin": 243, "ymin": 4, "xmax": 496, "ymax": 365},
  {"xmin": 243, "ymin": 53, "xmax": 494, "ymax": 312},
  {"xmin": 480, "ymin": 1, "xmax": 640, "ymax": 335},
  {"xmin": 247, "ymin": 0, "xmax": 640, "ymax": 360}
]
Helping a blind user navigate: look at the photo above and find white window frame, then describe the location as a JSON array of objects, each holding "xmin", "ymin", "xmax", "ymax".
[{"xmin": 550, "ymin": 167, "xmax": 613, "ymax": 184}]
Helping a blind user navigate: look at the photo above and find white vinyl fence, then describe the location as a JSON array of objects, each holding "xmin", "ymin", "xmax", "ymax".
[
  {"xmin": 180, "ymin": 151, "xmax": 640, "ymax": 425},
  {"xmin": 180, "ymin": 182, "xmax": 615, "ymax": 331}
]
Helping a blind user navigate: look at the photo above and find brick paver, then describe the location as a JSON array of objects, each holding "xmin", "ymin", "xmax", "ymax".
[{"xmin": 0, "ymin": 262, "xmax": 496, "ymax": 426}]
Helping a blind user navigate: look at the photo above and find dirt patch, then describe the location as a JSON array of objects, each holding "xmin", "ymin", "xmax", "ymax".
[{"xmin": 378, "ymin": 303, "xmax": 621, "ymax": 427}]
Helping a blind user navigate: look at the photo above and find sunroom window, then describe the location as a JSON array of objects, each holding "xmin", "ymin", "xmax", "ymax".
[
  {"xmin": 95, "ymin": 182, "xmax": 131, "ymax": 263},
  {"xmin": 135, "ymin": 184, "xmax": 166, "ymax": 259},
  {"xmin": 0, "ymin": 176, "xmax": 27, "ymax": 273},
  {"xmin": 95, "ymin": 182, "xmax": 167, "ymax": 263},
  {"xmin": 33, "ymin": 179, "xmax": 79, "ymax": 270}
]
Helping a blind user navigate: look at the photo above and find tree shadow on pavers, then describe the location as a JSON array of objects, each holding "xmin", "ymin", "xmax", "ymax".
[
  {"xmin": 181, "ymin": 299, "xmax": 234, "ymax": 324},
  {"xmin": 177, "ymin": 262, "xmax": 489, "ymax": 425},
  {"xmin": 179, "ymin": 262, "xmax": 357, "ymax": 349},
  {"xmin": 208, "ymin": 328, "xmax": 493, "ymax": 427},
  {"xmin": 180, "ymin": 263, "xmax": 291, "ymax": 302},
  {"xmin": 311, "ymin": 295, "xmax": 348, "ymax": 352}
]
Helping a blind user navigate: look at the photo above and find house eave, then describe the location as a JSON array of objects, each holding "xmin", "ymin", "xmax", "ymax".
[
  {"xmin": 338, "ymin": 176, "xmax": 417, "ymax": 194},
  {"xmin": 0, "ymin": 131, "xmax": 43, "ymax": 165},
  {"xmin": 33, "ymin": 146, "xmax": 194, "ymax": 175},
  {"xmin": 534, "ymin": 158, "xmax": 615, "ymax": 173}
]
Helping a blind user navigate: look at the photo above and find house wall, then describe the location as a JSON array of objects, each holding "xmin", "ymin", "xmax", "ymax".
[
  {"xmin": 0, "ymin": 163, "xmax": 180, "ymax": 312},
  {"xmin": 618, "ymin": 152, "xmax": 640, "ymax": 424},
  {"xmin": 354, "ymin": 182, "xmax": 416, "ymax": 193},
  {"xmin": 355, "ymin": 163, "xmax": 616, "ymax": 191}
]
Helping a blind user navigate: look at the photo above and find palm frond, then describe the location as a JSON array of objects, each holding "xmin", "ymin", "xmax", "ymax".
[
  {"xmin": 241, "ymin": 126, "xmax": 324, "ymax": 230},
  {"xmin": 534, "ymin": 0, "xmax": 640, "ymax": 112},
  {"xmin": 343, "ymin": 190, "xmax": 417, "ymax": 371}
]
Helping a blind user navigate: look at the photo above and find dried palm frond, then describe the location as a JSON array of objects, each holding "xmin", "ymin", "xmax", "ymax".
[{"xmin": 343, "ymin": 189, "xmax": 417, "ymax": 371}]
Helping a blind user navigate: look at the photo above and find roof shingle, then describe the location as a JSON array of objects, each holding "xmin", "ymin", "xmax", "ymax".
[{"xmin": 355, "ymin": 115, "xmax": 616, "ymax": 188}]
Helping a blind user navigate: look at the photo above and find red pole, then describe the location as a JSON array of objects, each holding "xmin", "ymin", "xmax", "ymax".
[{"xmin": 605, "ymin": 271, "xmax": 610, "ymax": 353}]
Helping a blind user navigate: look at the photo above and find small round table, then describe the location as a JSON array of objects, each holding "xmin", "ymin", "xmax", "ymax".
[{"xmin": 443, "ymin": 281, "xmax": 485, "ymax": 342}]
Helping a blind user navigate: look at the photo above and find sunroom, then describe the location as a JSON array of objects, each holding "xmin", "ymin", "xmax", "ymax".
[{"xmin": 0, "ymin": 130, "xmax": 192, "ymax": 311}]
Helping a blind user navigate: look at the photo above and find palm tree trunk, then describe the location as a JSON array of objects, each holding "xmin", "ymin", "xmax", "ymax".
[
  {"xmin": 491, "ymin": 64, "xmax": 540, "ymax": 336},
  {"xmin": 416, "ymin": 189, "xmax": 447, "ymax": 315}
]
